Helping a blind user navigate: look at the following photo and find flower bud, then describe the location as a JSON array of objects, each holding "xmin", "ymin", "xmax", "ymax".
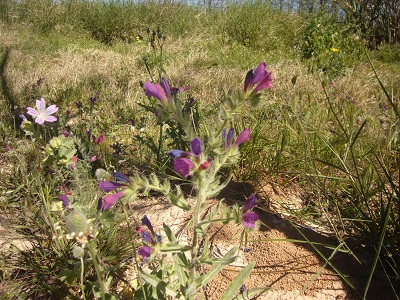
[
  {"xmin": 66, "ymin": 211, "xmax": 89, "ymax": 235},
  {"xmin": 72, "ymin": 245, "xmax": 85, "ymax": 259}
]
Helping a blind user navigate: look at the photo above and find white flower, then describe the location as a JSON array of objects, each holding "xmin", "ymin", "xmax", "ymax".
[{"xmin": 27, "ymin": 98, "xmax": 58, "ymax": 124}]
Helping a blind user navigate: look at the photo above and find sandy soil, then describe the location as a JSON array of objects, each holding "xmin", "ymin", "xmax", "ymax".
[{"xmin": 128, "ymin": 180, "xmax": 399, "ymax": 300}]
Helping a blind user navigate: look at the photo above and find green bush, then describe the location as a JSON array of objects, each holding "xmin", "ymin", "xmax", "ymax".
[
  {"xmin": 374, "ymin": 43, "xmax": 400, "ymax": 62},
  {"xmin": 222, "ymin": 3, "xmax": 300, "ymax": 53},
  {"xmin": 297, "ymin": 12, "xmax": 363, "ymax": 77}
]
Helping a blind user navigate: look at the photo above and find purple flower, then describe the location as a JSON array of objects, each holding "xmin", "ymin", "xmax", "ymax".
[
  {"xmin": 138, "ymin": 246, "xmax": 153, "ymax": 261},
  {"xmin": 168, "ymin": 138, "xmax": 212, "ymax": 178},
  {"xmin": 137, "ymin": 216, "xmax": 161, "ymax": 262},
  {"xmin": 235, "ymin": 128, "xmax": 251, "ymax": 146},
  {"xmin": 142, "ymin": 215, "xmax": 155, "ymax": 235},
  {"xmin": 244, "ymin": 62, "xmax": 273, "ymax": 94},
  {"xmin": 242, "ymin": 193, "xmax": 259, "ymax": 228},
  {"xmin": 92, "ymin": 134, "xmax": 104, "ymax": 144},
  {"xmin": 143, "ymin": 77, "xmax": 172, "ymax": 102},
  {"xmin": 160, "ymin": 78, "xmax": 171, "ymax": 100},
  {"xmin": 173, "ymin": 158, "xmax": 194, "ymax": 178},
  {"xmin": 59, "ymin": 194, "xmax": 70, "ymax": 208},
  {"xmin": 222, "ymin": 128, "xmax": 234, "ymax": 150},
  {"xmin": 26, "ymin": 98, "xmax": 58, "ymax": 124},
  {"xmin": 190, "ymin": 138, "xmax": 202, "ymax": 156},
  {"xmin": 98, "ymin": 172, "xmax": 130, "ymax": 210},
  {"xmin": 243, "ymin": 193, "xmax": 257, "ymax": 212},
  {"xmin": 222, "ymin": 128, "xmax": 251, "ymax": 150}
]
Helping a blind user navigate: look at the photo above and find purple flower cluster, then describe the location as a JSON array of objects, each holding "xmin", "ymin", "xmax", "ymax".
[
  {"xmin": 137, "ymin": 215, "xmax": 161, "ymax": 261},
  {"xmin": 168, "ymin": 138, "xmax": 211, "ymax": 178},
  {"xmin": 98, "ymin": 172, "xmax": 131, "ymax": 210}
]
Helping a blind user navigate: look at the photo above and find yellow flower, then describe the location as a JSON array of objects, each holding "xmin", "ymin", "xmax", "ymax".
[
  {"xmin": 331, "ymin": 47, "xmax": 339, "ymax": 53},
  {"xmin": 136, "ymin": 36, "xmax": 142, "ymax": 43}
]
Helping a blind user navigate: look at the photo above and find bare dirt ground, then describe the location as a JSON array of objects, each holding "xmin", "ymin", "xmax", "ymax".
[{"xmin": 129, "ymin": 180, "xmax": 399, "ymax": 300}]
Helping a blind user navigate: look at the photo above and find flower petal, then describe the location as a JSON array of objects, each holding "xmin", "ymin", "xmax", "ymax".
[
  {"xmin": 113, "ymin": 172, "xmax": 130, "ymax": 183},
  {"xmin": 35, "ymin": 117, "xmax": 45, "ymax": 125},
  {"xmin": 235, "ymin": 128, "xmax": 251, "ymax": 146},
  {"xmin": 138, "ymin": 245, "xmax": 153, "ymax": 261},
  {"xmin": 26, "ymin": 107, "xmax": 38, "ymax": 117},
  {"xmin": 36, "ymin": 98, "xmax": 46, "ymax": 112},
  {"xmin": 102, "ymin": 191, "xmax": 124, "ymax": 209},
  {"xmin": 144, "ymin": 81, "xmax": 165, "ymax": 102},
  {"xmin": 141, "ymin": 215, "xmax": 155, "ymax": 235},
  {"xmin": 190, "ymin": 138, "xmax": 202, "ymax": 156},
  {"xmin": 252, "ymin": 62, "xmax": 267, "ymax": 84},
  {"xmin": 161, "ymin": 77, "xmax": 171, "ymax": 101},
  {"xmin": 141, "ymin": 230, "xmax": 154, "ymax": 243},
  {"xmin": 173, "ymin": 158, "xmax": 194, "ymax": 177},
  {"xmin": 59, "ymin": 194, "xmax": 69, "ymax": 207},
  {"xmin": 167, "ymin": 150, "xmax": 185, "ymax": 158},
  {"xmin": 44, "ymin": 116, "xmax": 58, "ymax": 123},
  {"xmin": 242, "ymin": 211, "xmax": 259, "ymax": 228},
  {"xmin": 99, "ymin": 181, "xmax": 125, "ymax": 192},
  {"xmin": 97, "ymin": 197, "xmax": 104, "ymax": 211},
  {"xmin": 244, "ymin": 69, "xmax": 255, "ymax": 92},
  {"xmin": 45, "ymin": 104, "xmax": 59, "ymax": 115},
  {"xmin": 254, "ymin": 72, "xmax": 273, "ymax": 92},
  {"xmin": 243, "ymin": 192, "xmax": 257, "ymax": 212},
  {"xmin": 198, "ymin": 158, "xmax": 212, "ymax": 171},
  {"xmin": 227, "ymin": 128, "xmax": 235, "ymax": 147}
]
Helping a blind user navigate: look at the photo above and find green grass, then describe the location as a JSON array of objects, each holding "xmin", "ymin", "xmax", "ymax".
[{"xmin": 1, "ymin": 0, "xmax": 400, "ymax": 299}]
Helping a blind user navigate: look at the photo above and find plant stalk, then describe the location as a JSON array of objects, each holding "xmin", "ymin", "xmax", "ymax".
[{"xmin": 87, "ymin": 242, "xmax": 106, "ymax": 300}]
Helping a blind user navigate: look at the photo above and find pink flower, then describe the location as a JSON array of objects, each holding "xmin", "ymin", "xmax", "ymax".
[
  {"xmin": 98, "ymin": 172, "xmax": 131, "ymax": 210},
  {"xmin": 143, "ymin": 77, "xmax": 172, "ymax": 102},
  {"xmin": 92, "ymin": 134, "xmax": 104, "ymax": 144},
  {"xmin": 244, "ymin": 62, "xmax": 273, "ymax": 94},
  {"xmin": 27, "ymin": 98, "xmax": 58, "ymax": 124}
]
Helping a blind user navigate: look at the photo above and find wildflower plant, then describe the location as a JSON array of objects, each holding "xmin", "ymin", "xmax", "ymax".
[{"xmin": 100, "ymin": 61, "xmax": 274, "ymax": 299}]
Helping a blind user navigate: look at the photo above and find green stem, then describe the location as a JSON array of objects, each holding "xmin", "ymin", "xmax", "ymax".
[
  {"xmin": 80, "ymin": 257, "xmax": 86, "ymax": 300},
  {"xmin": 157, "ymin": 122, "xmax": 163, "ymax": 164},
  {"xmin": 87, "ymin": 242, "xmax": 106, "ymax": 300},
  {"xmin": 190, "ymin": 177, "xmax": 206, "ymax": 279}
]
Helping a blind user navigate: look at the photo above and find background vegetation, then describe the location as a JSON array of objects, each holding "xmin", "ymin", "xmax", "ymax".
[{"xmin": 0, "ymin": 0, "xmax": 399, "ymax": 299}]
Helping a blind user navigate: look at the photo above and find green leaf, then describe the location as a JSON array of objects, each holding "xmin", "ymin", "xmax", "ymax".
[
  {"xmin": 159, "ymin": 243, "xmax": 191, "ymax": 253},
  {"xmin": 196, "ymin": 247, "xmax": 238, "ymax": 288},
  {"xmin": 140, "ymin": 272, "xmax": 179, "ymax": 298},
  {"xmin": 220, "ymin": 262, "xmax": 255, "ymax": 300},
  {"xmin": 163, "ymin": 223, "xmax": 177, "ymax": 243},
  {"xmin": 58, "ymin": 267, "xmax": 79, "ymax": 285},
  {"xmin": 168, "ymin": 186, "xmax": 191, "ymax": 210}
]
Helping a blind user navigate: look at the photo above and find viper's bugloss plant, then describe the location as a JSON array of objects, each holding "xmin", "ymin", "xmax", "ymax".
[{"xmin": 128, "ymin": 62, "xmax": 272, "ymax": 299}]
